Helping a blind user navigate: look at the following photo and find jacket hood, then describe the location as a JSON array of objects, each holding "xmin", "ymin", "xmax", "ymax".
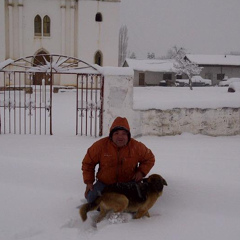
[
  {"xmin": 110, "ymin": 117, "xmax": 130, "ymax": 132},
  {"xmin": 109, "ymin": 117, "xmax": 131, "ymax": 140}
]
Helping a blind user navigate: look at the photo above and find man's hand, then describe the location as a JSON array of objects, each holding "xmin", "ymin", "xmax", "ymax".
[
  {"xmin": 84, "ymin": 183, "xmax": 93, "ymax": 198},
  {"xmin": 133, "ymin": 171, "xmax": 144, "ymax": 182}
]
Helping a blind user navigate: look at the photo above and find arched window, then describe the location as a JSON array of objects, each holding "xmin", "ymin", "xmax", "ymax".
[
  {"xmin": 43, "ymin": 15, "xmax": 51, "ymax": 36},
  {"xmin": 94, "ymin": 51, "xmax": 103, "ymax": 66},
  {"xmin": 95, "ymin": 12, "xmax": 103, "ymax": 22},
  {"xmin": 34, "ymin": 15, "xmax": 42, "ymax": 36}
]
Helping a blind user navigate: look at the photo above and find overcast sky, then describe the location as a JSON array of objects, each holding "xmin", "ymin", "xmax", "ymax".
[{"xmin": 120, "ymin": 0, "xmax": 240, "ymax": 58}]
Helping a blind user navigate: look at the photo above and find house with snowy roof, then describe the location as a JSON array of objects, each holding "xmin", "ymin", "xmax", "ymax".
[
  {"xmin": 123, "ymin": 58, "xmax": 181, "ymax": 86},
  {"xmin": 185, "ymin": 54, "xmax": 240, "ymax": 85},
  {"xmin": 124, "ymin": 54, "xmax": 240, "ymax": 86}
]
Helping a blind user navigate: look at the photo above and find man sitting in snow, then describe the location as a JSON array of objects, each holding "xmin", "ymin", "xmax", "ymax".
[{"xmin": 82, "ymin": 116, "xmax": 155, "ymax": 203}]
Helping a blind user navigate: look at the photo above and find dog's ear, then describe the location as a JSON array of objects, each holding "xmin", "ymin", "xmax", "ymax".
[{"xmin": 162, "ymin": 178, "xmax": 168, "ymax": 186}]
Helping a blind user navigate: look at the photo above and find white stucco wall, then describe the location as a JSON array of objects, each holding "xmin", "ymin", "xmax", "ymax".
[
  {"xmin": 78, "ymin": 1, "xmax": 120, "ymax": 66},
  {"xmin": 22, "ymin": 0, "xmax": 62, "ymax": 57},
  {"xmin": 137, "ymin": 108, "xmax": 240, "ymax": 137},
  {"xmin": 102, "ymin": 72, "xmax": 135, "ymax": 136},
  {"xmin": 0, "ymin": 0, "xmax": 6, "ymax": 61},
  {"xmin": 102, "ymin": 69, "xmax": 240, "ymax": 137},
  {"xmin": 2, "ymin": 0, "xmax": 120, "ymax": 66},
  {"xmin": 4, "ymin": 0, "xmax": 69, "ymax": 59}
]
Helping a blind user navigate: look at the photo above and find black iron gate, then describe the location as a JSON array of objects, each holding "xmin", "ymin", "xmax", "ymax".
[
  {"xmin": 0, "ymin": 54, "xmax": 104, "ymax": 136},
  {"xmin": 76, "ymin": 74, "xmax": 104, "ymax": 137},
  {"xmin": 0, "ymin": 71, "xmax": 52, "ymax": 135}
]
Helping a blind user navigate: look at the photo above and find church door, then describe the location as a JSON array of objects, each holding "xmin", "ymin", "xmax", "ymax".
[{"xmin": 33, "ymin": 52, "xmax": 51, "ymax": 85}]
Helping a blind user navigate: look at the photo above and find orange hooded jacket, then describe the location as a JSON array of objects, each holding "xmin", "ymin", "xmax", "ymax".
[{"xmin": 82, "ymin": 117, "xmax": 155, "ymax": 185}]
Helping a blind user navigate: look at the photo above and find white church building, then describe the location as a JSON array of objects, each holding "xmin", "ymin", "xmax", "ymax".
[{"xmin": 0, "ymin": 0, "xmax": 120, "ymax": 67}]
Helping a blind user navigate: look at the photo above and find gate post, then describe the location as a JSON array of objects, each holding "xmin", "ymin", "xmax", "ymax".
[
  {"xmin": 101, "ymin": 70, "xmax": 136, "ymax": 136},
  {"xmin": 76, "ymin": 74, "xmax": 104, "ymax": 137},
  {"xmin": 49, "ymin": 56, "xmax": 53, "ymax": 135}
]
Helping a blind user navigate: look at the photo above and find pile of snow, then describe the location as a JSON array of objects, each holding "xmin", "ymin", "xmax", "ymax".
[
  {"xmin": 177, "ymin": 75, "xmax": 212, "ymax": 86},
  {"xmin": 228, "ymin": 82, "xmax": 240, "ymax": 92},
  {"xmin": 219, "ymin": 77, "xmax": 240, "ymax": 86},
  {"xmin": 0, "ymin": 58, "xmax": 14, "ymax": 70}
]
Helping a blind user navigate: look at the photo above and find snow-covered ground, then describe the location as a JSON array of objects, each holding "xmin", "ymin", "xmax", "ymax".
[
  {"xmin": 133, "ymin": 86, "xmax": 240, "ymax": 110},
  {"xmin": 1, "ymin": 86, "xmax": 240, "ymax": 240}
]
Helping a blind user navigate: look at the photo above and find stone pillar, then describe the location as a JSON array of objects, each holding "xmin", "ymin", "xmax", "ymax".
[
  {"xmin": 60, "ymin": 0, "xmax": 66, "ymax": 55},
  {"xmin": 8, "ymin": 0, "xmax": 14, "ymax": 58},
  {"xmin": 18, "ymin": 0, "xmax": 23, "ymax": 57},
  {"xmin": 70, "ymin": 0, "xmax": 75, "ymax": 57},
  {"xmin": 101, "ymin": 69, "xmax": 136, "ymax": 136}
]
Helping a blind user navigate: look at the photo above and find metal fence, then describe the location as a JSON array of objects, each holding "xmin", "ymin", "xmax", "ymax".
[
  {"xmin": 76, "ymin": 74, "xmax": 104, "ymax": 137},
  {"xmin": 0, "ymin": 72, "xmax": 52, "ymax": 135},
  {"xmin": 0, "ymin": 54, "xmax": 104, "ymax": 136}
]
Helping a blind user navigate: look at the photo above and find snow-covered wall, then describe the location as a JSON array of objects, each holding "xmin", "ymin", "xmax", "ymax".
[
  {"xmin": 137, "ymin": 108, "xmax": 240, "ymax": 137},
  {"xmin": 102, "ymin": 68, "xmax": 135, "ymax": 135},
  {"xmin": 102, "ymin": 69, "xmax": 240, "ymax": 137}
]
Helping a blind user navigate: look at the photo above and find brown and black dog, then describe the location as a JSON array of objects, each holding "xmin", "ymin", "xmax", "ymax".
[{"xmin": 80, "ymin": 174, "xmax": 167, "ymax": 223}]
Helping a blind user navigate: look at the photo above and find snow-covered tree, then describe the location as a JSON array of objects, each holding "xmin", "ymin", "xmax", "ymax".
[
  {"xmin": 174, "ymin": 55, "xmax": 202, "ymax": 90},
  {"xmin": 118, "ymin": 25, "xmax": 128, "ymax": 66},
  {"xmin": 147, "ymin": 52, "xmax": 155, "ymax": 59}
]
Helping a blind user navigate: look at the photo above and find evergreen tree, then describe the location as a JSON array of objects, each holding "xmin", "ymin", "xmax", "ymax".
[
  {"xmin": 129, "ymin": 52, "xmax": 136, "ymax": 59},
  {"xmin": 147, "ymin": 52, "xmax": 155, "ymax": 59},
  {"xmin": 118, "ymin": 25, "xmax": 128, "ymax": 66}
]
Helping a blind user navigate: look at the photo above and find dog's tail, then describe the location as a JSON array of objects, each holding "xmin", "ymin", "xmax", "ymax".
[{"xmin": 79, "ymin": 198, "xmax": 101, "ymax": 222}]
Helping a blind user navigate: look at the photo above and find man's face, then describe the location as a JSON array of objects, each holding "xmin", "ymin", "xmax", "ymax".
[{"xmin": 112, "ymin": 130, "xmax": 129, "ymax": 147}]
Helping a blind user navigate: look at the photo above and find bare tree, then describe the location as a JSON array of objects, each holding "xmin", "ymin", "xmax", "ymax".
[
  {"xmin": 164, "ymin": 46, "xmax": 186, "ymax": 59},
  {"xmin": 118, "ymin": 25, "xmax": 129, "ymax": 66}
]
